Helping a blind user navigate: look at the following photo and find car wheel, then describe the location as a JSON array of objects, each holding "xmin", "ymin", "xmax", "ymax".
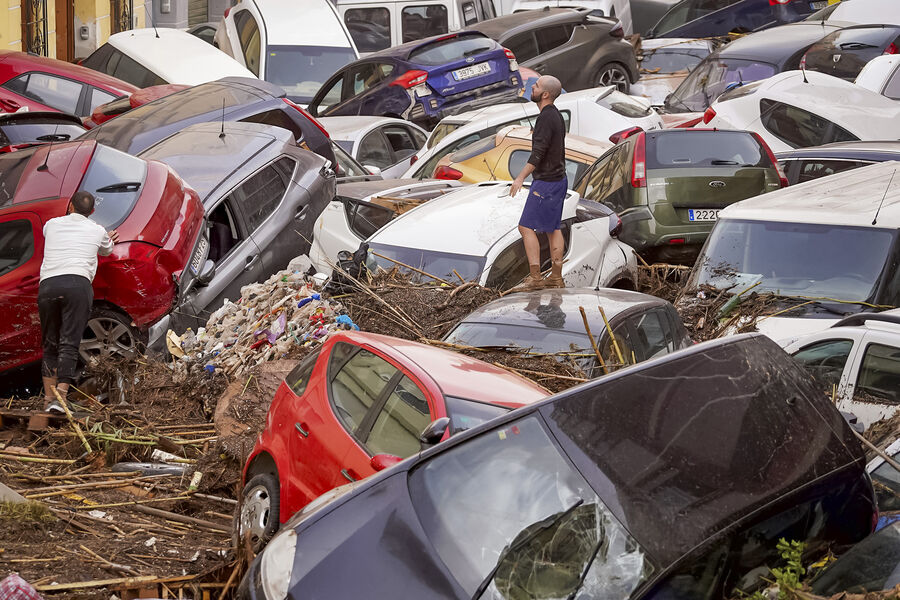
[
  {"xmin": 595, "ymin": 63, "xmax": 630, "ymax": 93},
  {"xmin": 79, "ymin": 307, "xmax": 144, "ymax": 365},
  {"xmin": 234, "ymin": 473, "xmax": 280, "ymax": 553}
]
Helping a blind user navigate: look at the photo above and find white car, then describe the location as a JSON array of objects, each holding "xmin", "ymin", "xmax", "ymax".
[
  {"xmin": 631, "ymin": 38, "xmax": 715, "ymax": 107},
  {"xmin": 362, "ymin": 181, "xmax": 638, "ymax": 291},
  {"xmin": 702, "ymin": 70, "xmax": 900, "ymax": 152},
  {"xmin": 505, "ymin": 0, "xmax": 633, "ymax": 35},
  {"xmin": 811, "ymin": 0, "xmax": 899, "ymax": 26},
  {"xmin": 215, "ymin": 0, "xmax": 358, "ymax": 105},
  {"xmin": 685, "ymin": 161, "xmax": 900, "ymax": 343},
  {"xmin": 310, "ymin": 179, "xmax": 462, "ymax": 275},
  {"xmin": 782, "ymin": 311, "xmax": 900, "ymax": 428},
  {"xmin": 401, "ymin": 86, "xmax": 663, "ymax": 179},
  {"xmin": 79, "ymin": 28, "xmax": 256, "ymax": 87},
  {"xmin": 319, "ymin": 116, "xmax": 428, "ymax": 178},
  {"xmin": 855, "ymin": 54, "xmax": 900, "ymax": 100}
]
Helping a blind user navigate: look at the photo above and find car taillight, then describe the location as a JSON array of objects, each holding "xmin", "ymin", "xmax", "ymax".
[
  {"xmin": 223, "ymin": 6, "xmax": 230, "ymax": 17},
  {"xmin": 610, "ymin": 22, "xmax": 625, "ymax": 38},
  {"xmin": 631, "ymin": 132, "xmax": 646, "ymax": 188},
  {"xmin": 504, "ymin": 48, "xmax": 515, "ymax": 60},
  {"xmin": 390, "ymin": 70, "xmax": 428, "ymax": 89},
  {"xmin": 410, "ymin": 154, "xmax": 418, "ymax": 166},
  {"xmin": 609, "ymin": 126, "xmax": 643, "ymax": 144},
  {"xmin": 769, "ymin": 0, "xmax": 790, "ymax": 4},
  {"xmin": 885, "ymin": 43, "xmax": 898, "ymax": 55},
  {"xmin": 609, "ymin": 214, "xmax": 622, "ymax": 237},
  {"xmin": 752, "ymin": 131, "xmax": 788, "ymax": 187},
  {"xmin": 434, "ymin": 165, "xmax": 463, "ymax": 180},
  {"xmin": 503, "ymin": 47, "xmax": 518, "ymax": 71},
  {"xmin": 282, "ymin": 98, "xmax": 330, "ymax": 139},
  {"xmin": 799, "ymin": 52, "xmax": 807, "ymax": 70},
  {"xmin": 702, "ymin": 106, "xmax": 716, "ymax": 124}
]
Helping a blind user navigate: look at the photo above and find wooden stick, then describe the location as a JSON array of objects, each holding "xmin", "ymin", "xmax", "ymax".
[
  {"xmin": 133, "ymin": 505, "xmax": 230, "ymax": 533},
  {"xmin": 53, "ymin": 386, "xmax": 92, "ymax": 453},
  {"xmin": 491, "ymin": 362, "xmax": 588, "ymax": 383},
  {"xmin": 0, "ymin": 453, "xmax": 76, "ymax": 464},
  {"xmin": 598, "ymin": 306, "xmax": 626, "ymax": 366},
  {"xmin": 852, "ymin": 428, "xmax": 900, "ymax": 473},
  {"xmin": 72, "ymin": 496, "xmax": 192, "ymax": 510},
  {"xmin": 452, "ymin": 269, "xmax": 466, "ymax": 284},
  {"xmin": 35, "ymin": 575, "xmax": 162, "ymax": 591},
  {"xmin": 12, "ymin": 471, "xmax": 141, "ymax": 481},
  {"xmin": 579, "ymin": 306, "xmax": 609, "ymax": 375},
  {"xmin": 218, "ymin": 560, "xmax": 242, "ymax": 600},
  {"xmin": 370, "ymin": 250, "xmax": 453, "ymax": 285},
  {"xmin": 79, "ymin": 544, "xmax": 139, "ymax": 576}
]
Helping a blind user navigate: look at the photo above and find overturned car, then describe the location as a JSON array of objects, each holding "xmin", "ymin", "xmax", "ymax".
[{"xmin": 239, "ymin": 334, "xmax": 876, "ymax": 600}]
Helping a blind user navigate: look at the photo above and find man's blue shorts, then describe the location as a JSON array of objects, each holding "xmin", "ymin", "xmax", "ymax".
[{"xmin": 518, "ymin": 178, "xmax": 568, "ymax": 233}]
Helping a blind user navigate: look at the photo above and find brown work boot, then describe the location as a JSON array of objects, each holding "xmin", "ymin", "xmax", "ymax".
[
  {"xmin": 512, "ymin": 264, "xmax": 546, "ymax": 292},
  {"xmin": 544, "ymin": 260, "xmax": 565, "ymax": 288}
]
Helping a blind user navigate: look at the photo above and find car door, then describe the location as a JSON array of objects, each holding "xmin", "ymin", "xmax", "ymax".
[
  {"xmin": 380, "ymin": 123, "xmax": 426, "ymax": 177},
  {"xmin": 623, "ymin": 307, "xmax": 678, "ymax": 362},
  {"xmin": 0, "ymin": 211, "xmax": 43, "ymax": 371},
  {"xmin": 309, "ymin": 69, "xmax": 348, "ymax": 117},
  {"xmin": 0, "ymin": 72, "xmax": 86, "ymax": 115},
  {"xmin": 841, "ymin": 332, "xmax": 900, "ymax": 424},
  {"xmin": 789, "ymin": 336, "xmax": 860, "ymax": 402},
  {"xmin": 530, "ymin": 25, "xmax": 575, "ymax": 81}
]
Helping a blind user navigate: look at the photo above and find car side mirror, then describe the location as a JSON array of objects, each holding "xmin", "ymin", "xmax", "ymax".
[
  {"xmin": 196, "ymin": 259, "xmax": 216, "ymax": 286},
  {"xmin": 363, "ymin": 164, "xmax": 383, "ymax": 177},
  {"xmin": 370, "ymin": 454, "xmax": 403, "ymax": 472},
  {"xmin": 419, "ymin": 417, "xmax": 450, "ymax": 447}
]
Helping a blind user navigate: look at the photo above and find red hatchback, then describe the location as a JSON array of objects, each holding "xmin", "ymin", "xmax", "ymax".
[
  {"xmin": 0, "ymin": 50, "xmax": 138, "ymax": 117},
  {"xmin": 0, "ymin": 140, "xmax": 205, "ymax": 373},
  {"xmin": 237, "ymin": 331, "xmax": 549, "ymax": 550},
  {"xmin": 82, "ymin": 84, "xmax": 187, "ymax": 129}
]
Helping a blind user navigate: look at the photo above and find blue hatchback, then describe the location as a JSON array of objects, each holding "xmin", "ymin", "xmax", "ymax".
[{"xmin": 307, "ymin": 31, "xmax": 521, "ymax": 129}]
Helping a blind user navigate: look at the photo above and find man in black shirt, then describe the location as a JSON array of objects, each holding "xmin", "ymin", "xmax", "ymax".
[{"xmin": 509, "ymin": 75, "xmax": 567, "ymax": 290}]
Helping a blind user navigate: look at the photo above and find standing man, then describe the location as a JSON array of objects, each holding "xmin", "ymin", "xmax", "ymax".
[
  {"xmin": 509, "ymin": 75, "xmax": 567, "ymax": 291},
  {"xmin": 39, "ymin": 191, "xmax": 118, "ymax": 412}
]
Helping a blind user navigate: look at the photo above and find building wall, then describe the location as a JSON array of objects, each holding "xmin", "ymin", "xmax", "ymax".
[{"xmin": 1, "ymin": 0, "xmax": 57, "ymax": 55}]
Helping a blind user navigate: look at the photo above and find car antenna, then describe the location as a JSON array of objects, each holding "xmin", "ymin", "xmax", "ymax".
[
  {"xmin": 36, "ymin": 124, "xmax": 59, "ymax": 172},
  {"xmin": 219, "ymin": 98, "xmax": 226, "ymax": 139},
  {"xmin": 872, "ymin": 169, "xmax": 895, "ymax": 226}
]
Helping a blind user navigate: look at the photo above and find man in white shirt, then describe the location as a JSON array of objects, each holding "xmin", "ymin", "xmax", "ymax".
[{"xmin": 39, "ymin": 191, "xmax": 118, "ymax": 412}]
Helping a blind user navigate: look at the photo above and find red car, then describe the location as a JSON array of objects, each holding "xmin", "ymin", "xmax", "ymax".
[
  {"xmin": 237, "ymin": 331, "xmax": 548, "ymax": 550},
  {"xmin": 0, "ymin": 50, "xmax": 138, "ymax": 117},
  {"xmin": 0, "ymin": 140, "xmax": 205, "ymax": 373},
  {"xmin": 82, "ymin": 84, "xmax": 188, "ymax": 129}
]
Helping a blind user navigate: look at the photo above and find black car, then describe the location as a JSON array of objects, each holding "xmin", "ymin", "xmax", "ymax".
[
  {"xmin": 776, "ymin": 140, "xmax": 900, "ymax": 185},
  {"xmin": 802, "ymin": 24, "xmax": 900, "ymax": 80},
  {"xmin": 646, "ymin": 0, "xmax": 818, "ymax": 39},
  {"xmin": 0, "ymin": 111, "xmax": 85, "ymax": 151},
  {"xmin": 239, "ymin": 334, "xmax": 875, "ymax": 600},
  {"xmin": 78, "ymin": 77, "xmax": 335, "ymax": 166},
  {"xmin": 664, "ymin": 20, "xmax": 841, "ymax": 113},
  {"xmin": 470, "ymin": 8, "xmax": 638, "ymax": 93}
]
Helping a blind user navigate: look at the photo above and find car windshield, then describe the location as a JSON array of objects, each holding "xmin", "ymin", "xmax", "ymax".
[
  {"xmin": 78, "ymin": 145, "xmax": 147, "ymax": 229},
  {"xmin": 596, "ymin": 88, "xmax": 653, "ymax": 118},
  {"xmin": 265, "ymin": 45, "xmax": 358, "ymax": 104},
  {"xmin": 408, "ymin": 33, "xmax": 495, "ymax": 66},
  {"xmin": 409, "ymin": 415, "xmax": 653, "ymax": 599},
  {"xmin": 647, "ymin": 131, "xmax": 768, "ymax": 169},
  {"xmin": 666, "ymin": 58, "xmax": 777, "ymax": 112},
  {"xmin": 640, "ymin": 46, "xmax": 708, "ymax": 73},
  {"xmin": 688, "ymin": 219, "xmax": 898, "ymax": 302},
  {"xmin": 367, "ymin": 242, "xmax": 486, "ymax": 283},
  {"xmin": 445, "ymin": 396, "xmax": 508, "ymax": 435},
  {"xmin": 1, "ymin": 122, "xmax": 85, "ymax": 145},
  {"xmin": 446, "ymin": 322, "xmax": 593, "ymax": 356}
]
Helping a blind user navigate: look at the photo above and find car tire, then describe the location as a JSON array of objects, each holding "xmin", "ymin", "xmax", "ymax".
[
  {"xmin": 79, "ymin": 307, "xmax": 145, "ymax": 365},
  {"xmin": 234, "ymin": 473, "xmax": 280, "ymax": 553},
  {"xmin": 595, "ymin": 62, "xmax": 630, "ymax": 93}
]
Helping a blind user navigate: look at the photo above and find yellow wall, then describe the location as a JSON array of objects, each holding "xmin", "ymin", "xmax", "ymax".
[{"xmin": 0, "ymin": 0, "xmax": 57, "ymax": 55}]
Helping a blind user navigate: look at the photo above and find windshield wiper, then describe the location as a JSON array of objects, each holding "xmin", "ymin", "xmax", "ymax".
[
  {"xmin": 711, "ymin": 159, "xmax": 739, "ymax": 165},
  {"xmin": 95, "ymin": 181, "xmax": 141, "ymax": 193},
  {"xmin": 839, "ymin": 42, "xmax": 877, "ymax": 50},
  {"xmin": 470, "ymin": 499, "xmax": 585, "ymax": 600},
  {"xmin": 463, "ymin": 47, "xmax": 492, "ymax": 57},
  {"xmin": 35, "ymin": 133, "xmax": 71, "ymax": 142}
]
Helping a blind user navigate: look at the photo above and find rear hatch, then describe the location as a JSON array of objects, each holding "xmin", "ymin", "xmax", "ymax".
[
  {"xmin": 645, "ymin": 130, "xmax": 781, "ymax": 227},
  {"xmin": 409, "ymin": 33, "xmax": 513, "ymax": 98},
  {"xmin": 804, "ymin": 25, "xmax": 900, "ymax": 80}
]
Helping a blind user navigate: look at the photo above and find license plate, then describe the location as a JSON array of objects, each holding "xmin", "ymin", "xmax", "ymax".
[
  {"xmin": 809, "ymin": 0, "xmax": 827, "ymax": 8},
  {"xmin": 189, "ymin": 236, "xmax": 209, "ymax": 275},
  {"xmin": 452, "ymin": 62, "xmax": 491, "ymax": 81},
  {"xmin": 688, "ymin": 209, "xmax": 720, "ymax": 222}
]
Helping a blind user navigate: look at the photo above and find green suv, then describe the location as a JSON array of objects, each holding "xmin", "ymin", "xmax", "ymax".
[{"xmin": 572, "ymin": 128, "xmax": 786, "ymax": 264}]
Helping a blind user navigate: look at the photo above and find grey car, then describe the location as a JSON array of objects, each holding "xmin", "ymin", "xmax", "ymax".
[
  {"xmin": 138, "ymin": 121, "xmax": 336, "ymax": 347},
  {"xmin": 470, "ymin": 8, "xmax": 639, "ymax": 93}
]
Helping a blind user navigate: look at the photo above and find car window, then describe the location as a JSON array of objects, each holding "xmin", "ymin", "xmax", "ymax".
[
  {"xmin": 366, "ymin": 376, "xmax": 431, "ymax": 457},
  {"xmin": 507, "ymin": 150, "xmax": 584, "ymax": 188},
  {"xmin": 402, "ymin": 5, "xmax": 450, "ymax": 43},
  {"xmin": 461, "ymin": 1, "xmax": 478, "ymax": 25},
  {"xmin": 266, "ymin": 46, "xmax": 359, "ymax": 104},
  {"xmin": 479, "ymin": 0, "xmax": 495, "ymax": 19},
  {"xmin": 648, "ymin": 130, "xmax": 768, "ymax": 169},
  {"xmin": 109, "ymin": 51, "xmax": 166, "ymax": 88},
  {"xmin": 790, "ymin": 339, "xmax": 853, "ymax": 390},
  {"xmin": 0, "ymin": 219, "xmax": 34, "ymax": 277},
  {"xmin": 409, "ymin": 415, "xmax": 653, "ymax": 599},
  {"xmin": 535, "ymin": 25, "xmax": 572, "ymax": 54},
  {"xmin": 854, "ymin": 343, "xmax": 900, "ymax": 404},
  {"xmin": 78, "ymin": 145, "xmax": 148, "ymax": 229},
  {"xmin": 330, "ymin": 347, "xmax": 400, "ymax": 433},
  {"xmin": 884, "ymin": 65, "xmax": 900, "ymax": 100},
  {"xmin": 653, "ymin": 0, "xmax": 742, "ymax": 35},
  {"xmin": 668, "ymin": 58, "xmax": 776, "ymax": 113},
  {"xmin": 239, "ymin": 109, "xmax": 304, "ymax": 141},
  {"xmin": 317, "ymin": 74, "xmax": 345, "ymax": 114},
  {"xmin": 235, "ymin": 157, "xmax": 292, "ymax": 232},
  {"xmin": 627, "ymin": 308, "xmax": 674, "ymax": 361},
  {"xmin": 235, "ymin": 9, "xmax": 261, "ymax": 76},
  {"xmin": 639, "ymin": 47, "xmax": 708, "ymax": 73},
  {"xmin": 0, "ymin": 120, "xmax": 84, "ymax": 145},
  {"xmin": 870, "ymin": 459, "xmax": 900, "ymax": 512},
  {"xmin": 5, "ymin": 73, "xmax": 82, "ymax": 114},
  {"xmin": 575, "ymin": 148, "xmax": 616, "ymax": 202},
  {"xmin": 206, "ymin": 198, "xmax": 243, "ymax": 264},
  {"xmin": 285, "ymin": 348, "xmax": 321, "ymax": 396},
  {"xmin": 347, "ymin": 63, "xmax": 383, "ymax": 98},
  {"xmin": 383, "ymin": 125, "xmax": 421, "ymax": 162},
  {"xmin": 794, "ymin": 159, "xmax": 871, "ymax": 184},
  {"xmin": 358, "ymin": 131, "xmax": 394, "ymax": 168},
  {"xmin": 599, "ymin": 321, "xmax": 634, "ymax": 368},
  {"xmin": 332, "ymin": 141, "xmax": 369, "ymax": 178},
  {"xmin": 0, "ymin": 150, "xmax": 35, "ymax": 206},
  {"xmin": 445, "ymin": 396, "xmax": 506, "ymax": 435},
  {"xmin": 89, "ymin": 88, "xmax": 118, "ymax": 113},
  {"xmin": 409, "ymin": 126, "xmax": 427, "ymax": 148},
  {"xmin": 344, "ymin": 7, "xmax": 391, "ymax": 53},
  {"xmin": 346, "ymin": 198, "xmax": 396, "ymax": 239},
  {"xmin": 504, "ymin": 32, "xmax": 538, "ymax": 63},
  {"xmin": 80, "ymin": 43, "xmax": 115, "ymax": 72},
  {"xmin": 760, "ymin": 99, "xmax": 859, "ymax": 150},
  {"xmin": 485, "ymin": 239, "xmax": 529, "ymax": 290},
  {"xmin": 596, "ymin": 88, "xmax": 653, "ymax": 118},
  {"xmin": 408, "ymin": 33, "xmax": 495, "ymax": 67}
]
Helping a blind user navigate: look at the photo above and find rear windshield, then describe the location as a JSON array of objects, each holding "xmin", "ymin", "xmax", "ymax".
[
  {"xmin": 408, "ymin": 33, "xmax": 495, "ymax": 66},
  {"xmin": 445, "ymin": 396, "xmax": 507, "ymax": 435},
  {"xmin": 640, "ymin": 46, "xmax": 708, "ymax": 73},
  {"xmin": 646, "ymin": 131, "xmax": 768, "ymax": 169},
  {"xmin": 265, "ymin": 45, "xmax": 358, "ymax": 104},
  {"xmin": 0, "ymin": 149, "xmax": 37, "ymax": 207},
  {"xmin": 596, "ymin": 88, "xmax": 652, "ymax": 118},
  {"xmin": 78, "ymin": 145, "xmax": 147, "ymax": 228},
  {"xmin": 448, "ymin": 135, "xmax": 497, "ymax": 163},
  {"xmin": 666, "ymin": 58, "xmax": 777, "ymax": 112},
  {"xmin": 0, "ymin": 122, "xmax": 85, "ymax": 146},
  {"xmin": 428, "ymin": 121, "xmax": 463, "ymax": 148}
]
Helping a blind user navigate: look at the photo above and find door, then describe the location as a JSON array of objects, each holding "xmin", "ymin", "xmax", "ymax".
[
  {"xmin": 0, "ymin": 212, "xmax": 44, "ymax": 372},
  {"xmin": 789, "ymin": 336, "xmax": 859, "ymax": 403},
  {"xmin": 55, "ymin": 0, "xmax": 74, "ymax": 61},
  {"xmin": 0, "ymin": 72, "xmax": 85, "ymax": 114},
  {"xmin": 528, "ymin": 25, "xmax": 574, "ymax": 77},
  {"xmin": 841, "ymin": 333, "xmax": 900, "ymax": 426}
]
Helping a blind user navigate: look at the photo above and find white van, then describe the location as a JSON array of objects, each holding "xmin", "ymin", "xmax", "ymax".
[
  {"xmin": 335, "ymin": 0, "xmax": 498, "ymax": 55},
  {"xmin": 506, "ymin": 0, "xmax": 633, "ymax": 34},
  {"xmin": 215, "ymin": 0, "xmax": 358, "ymax": 104}
]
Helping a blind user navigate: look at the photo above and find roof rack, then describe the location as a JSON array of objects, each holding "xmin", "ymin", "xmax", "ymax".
[{"xmin": 831, "ymin": 312, "xmax": 900, "ymax": 329}]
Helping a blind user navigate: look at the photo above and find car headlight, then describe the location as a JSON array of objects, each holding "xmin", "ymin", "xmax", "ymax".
[{"xmin": 259, "ymin": 528, "xmax": 297, "ymax": 600}]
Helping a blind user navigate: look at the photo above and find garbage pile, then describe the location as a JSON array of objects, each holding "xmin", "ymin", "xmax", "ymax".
[{"xmin": 165, "ymin": 256, "xmax": 360, "ymax": 378}]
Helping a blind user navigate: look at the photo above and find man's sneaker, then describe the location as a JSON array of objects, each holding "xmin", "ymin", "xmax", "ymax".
[
  {"xmin": 544, "ymin": 274, "xmax": 565, "ymax": 289},
  {"xmin": 511, "ymin": 274, "xmax": 546, "ymax": 292},
  {"xmin": 44, "ymin": 400, "xmax": 64, "ymax": 414}
]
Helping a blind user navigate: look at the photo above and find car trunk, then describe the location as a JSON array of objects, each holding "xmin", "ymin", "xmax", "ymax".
[
  {"xmin": 805, "ymin": 26, "xmax": 900, "ymax": 80},
  {"xmin": 408, "ymin": 34, "xmax": 511, "ymax": 97}
]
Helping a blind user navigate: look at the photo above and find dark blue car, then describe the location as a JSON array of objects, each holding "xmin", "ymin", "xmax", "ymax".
[
  {"xmin": 646, "ymin": 0, "xmax": 821, "ymax": 39},
  {"xmin": 307, "ymin": 31, "xmax": 521, "ymax": 129}
]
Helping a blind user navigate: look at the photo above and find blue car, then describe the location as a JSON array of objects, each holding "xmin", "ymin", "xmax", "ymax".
[
  {"xmin": 646, "ymin": 0, "xmax": 821, "ymax": 39},
  {"xmin": 307, "ymin": 31, "xmax": 522, "ymax": 129}
]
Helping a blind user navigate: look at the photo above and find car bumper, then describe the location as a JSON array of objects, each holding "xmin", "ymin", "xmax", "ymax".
[{"xmin": 411, "ymin": 83, "xmax": 522, "ymax": 127}]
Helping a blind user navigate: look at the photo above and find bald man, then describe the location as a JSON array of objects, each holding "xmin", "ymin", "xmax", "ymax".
[{"xmin": 509, "ymin": 75, "xmax": 566, "ymax": 290}]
